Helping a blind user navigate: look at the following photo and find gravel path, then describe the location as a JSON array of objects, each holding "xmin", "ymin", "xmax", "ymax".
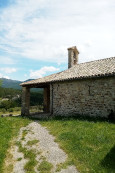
[{"xmin": 11, "ymin": 121, "xmax": 79, "ymax": 173}]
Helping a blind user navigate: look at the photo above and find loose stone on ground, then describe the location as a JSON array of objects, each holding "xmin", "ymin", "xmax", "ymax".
[{"xmin": 10, "ymin": 121, "xmax": 79, "ymax": 173}]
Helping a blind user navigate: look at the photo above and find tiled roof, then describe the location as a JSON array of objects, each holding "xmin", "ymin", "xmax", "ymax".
[{"xmin": 21, "ymin": 57, "xmax": 115, "ymax": 86}]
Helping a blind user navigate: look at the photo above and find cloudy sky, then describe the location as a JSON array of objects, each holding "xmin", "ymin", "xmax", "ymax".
[{"xmin": 0, "ymin": 0, "xmax": 115, "ymax": 81}]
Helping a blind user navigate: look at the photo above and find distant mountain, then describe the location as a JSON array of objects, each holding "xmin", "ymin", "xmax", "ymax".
[
  {"xmin": 24, "ymin": 79, "xmax": 34, "ymax": 82},
  {"xmin": 0, "ymin": 78, "xmax": 22, "ymax": 90},
  {"xmin": 0, "ymin": 78, "xmax": 42, "ymax": 92}
]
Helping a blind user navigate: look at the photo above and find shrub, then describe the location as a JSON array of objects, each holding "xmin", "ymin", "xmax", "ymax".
[
  {"xmin": 13, "ymin": 107, "xmax": 21, "ymax": 111},
  {"xmin": 0, "ymin": 100, "xmax": 16, "ymax": 110},
  {"xmin": 8, "ymin": 108, "xmax": 13, "ymax": 112},
  {"xmin": 0, "ymin": 108, "xmax": 6, "ymax": 113}
]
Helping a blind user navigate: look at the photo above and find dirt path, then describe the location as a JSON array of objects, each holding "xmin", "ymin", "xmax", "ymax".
[{"xmin": 9, "ymin": 121, "xmax": 79, "ymax": 173}]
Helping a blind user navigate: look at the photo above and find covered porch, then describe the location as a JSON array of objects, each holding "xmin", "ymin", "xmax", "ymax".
[{"xmin": 21, "ymin": 83, "xmax": 51, "ymax": 116}]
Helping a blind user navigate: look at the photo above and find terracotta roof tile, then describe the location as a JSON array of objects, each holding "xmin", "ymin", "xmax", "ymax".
[{"xmin": 21, "ymin": 57, "xmax": 115, "ymax": 86}]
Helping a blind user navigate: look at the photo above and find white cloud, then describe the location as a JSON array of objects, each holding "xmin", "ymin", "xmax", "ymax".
[
  {"xmin": 30, "ymin": 66, "xmax": 60, "ymax": 79},
  {"xmin": 0, "ymin": 73, "xmax": 10, "ymax": 79},
  {"xmin": 0, "ymin": 0, "xmax": 115, "ymax": 64},
  {"xmin": 0, "ymin": 68, "xmax": 17, "ymax": 74}
]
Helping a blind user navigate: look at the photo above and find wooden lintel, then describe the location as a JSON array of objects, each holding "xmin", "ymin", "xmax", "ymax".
[{"xmin": 22, "ymin": 83, "xmax": 50, "ymax": 88}]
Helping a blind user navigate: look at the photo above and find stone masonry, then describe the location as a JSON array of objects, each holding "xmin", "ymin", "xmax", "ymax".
[
  {"xmin": 51, "ymin": 77, "xmax": 115, "ymax": 117},
  {"xmin": 68, "ymin": 46, "xmax": 79, "ymax": 68},
  {"xmin": 21, "ymin": 87, "xmax": 30, "ymax": 116},
  {"xmin": 21, "ymin": 46, "xmax": 115, "ymax": 117}
]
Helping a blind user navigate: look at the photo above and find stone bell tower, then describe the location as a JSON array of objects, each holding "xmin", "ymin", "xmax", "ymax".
[{"xmin": 68, "ymin": 46, "xmax": 79, "ymax": 68}]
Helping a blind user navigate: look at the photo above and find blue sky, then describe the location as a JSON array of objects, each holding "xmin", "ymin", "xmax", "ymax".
[{"xmin": 0, "ymin": 0, "xmax": 115, "ymax": 81}]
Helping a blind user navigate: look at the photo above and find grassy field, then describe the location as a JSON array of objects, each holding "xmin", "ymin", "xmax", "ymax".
[
  {"xmin": 0, "ymin": 115, "xmax": 115, "ymax": 173},
  {"xmin": 0, "ymin": 116, "xmax": 31, "ymax": 173},
  {"xmin": 0, "ymin": 107, "xmax": 21, "ymax": 116},
  {"xmin": 41, "ymin": 117, "xmax": 115, "ymax": 173}
]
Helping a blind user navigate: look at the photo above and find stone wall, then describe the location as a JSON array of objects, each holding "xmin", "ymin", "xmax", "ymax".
[{"xmin": 51, "ymin": 77, "xmax": 115, "ymax": 117}]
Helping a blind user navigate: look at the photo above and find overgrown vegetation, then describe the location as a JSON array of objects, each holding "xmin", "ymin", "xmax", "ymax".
[
  {"xmin": 37, "ymin": 160, "xmax": 53, "ymax": 173},
  {"xmin": 0, "ymin": 100, "xmax": 18, "ymax": 111},
  {"xmin": 30, "ymin": 91, "xmax": 43, "ymax": 106},
  {"xmin": 0, "ymin": 105, "xmax": 43, "ymax": 116},
  {"xmin": 0, "ymin": 117, "xmax": 31, "ymax": 173},
  {"xmin": 21, "ymin": 129, "xmax": 29, "ymax": 140},
  {"xmin": 41, "ymin": 117, "xmax": 115, "ymax": 173},
  {"xmin": 0, "ymin": 85, "xmax": 21, "ymax": 99},
  {"xmin": 27, "ymin": 140, "xmax": 39, "ymax": 146},
  {"xmin": 0, "ymin": 82, "xmax": 43, "ymax": 113},
  {"xmin": 16, "ymin": 141, "xmax": 37, "ymax": 173},
  {"xmin": 0, "ymin": 87, "xmax": 43, "ymax": 107}
]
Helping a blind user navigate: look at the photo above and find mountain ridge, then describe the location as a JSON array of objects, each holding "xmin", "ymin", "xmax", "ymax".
[
  {"xmin": 0, "ymin": 78, "xmax": 22, "ymax": 89},
  {"xmin": 0, "ymin": 78, "xmax": 40, "ymax": 92}
]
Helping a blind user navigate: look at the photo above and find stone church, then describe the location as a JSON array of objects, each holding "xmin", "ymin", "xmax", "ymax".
[{"xmin": 21, "ymin": 46, "xmax": 115, "ymax": 117}]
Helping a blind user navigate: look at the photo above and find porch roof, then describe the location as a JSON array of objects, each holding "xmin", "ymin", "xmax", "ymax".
[{"xmin": 21, "ymin": 57, "xmax": 115, "ymax": 87}]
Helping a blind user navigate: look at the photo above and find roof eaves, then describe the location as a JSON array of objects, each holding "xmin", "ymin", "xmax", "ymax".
[
  {"xmin": 50, "ymin": 72, "xmax": 115, "ymax": 83},
  {"xmin": 21, "ymin": 72, "xmax": 115, "ymax": 87}
]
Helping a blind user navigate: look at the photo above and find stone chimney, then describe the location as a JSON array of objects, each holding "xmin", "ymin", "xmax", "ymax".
[{"xmin": 68, "ymin": 46, "xmax": 79, "ymax": 68}]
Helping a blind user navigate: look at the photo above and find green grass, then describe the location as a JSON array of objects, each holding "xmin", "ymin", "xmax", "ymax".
[
  {"xmin": 0, "ymin": 105, "xmax": 43, "ymax": 116},
  {"xmin": 37, "ymin": 160, "xmax": 53, "ymax": 173},
  {"xmin": 41, "ymin": 117, "xmax": 115, "ymax": 173},
  {"xmin": 17, "ymin": 157, "xmax": 22, "ymax": 161},
  {"xmin": 0, "ymin": 116, "xmax": 31, "ymax": 173},
  {"xmin": 27, "ymin": 139, "xmax": 39, "ymax": 146},
  {"xmin": 16, "ymin": 141, "xmax": 37, "ymax": 173},
  {"xmin": 29, "ymin": 105, "xmax": 43, "ymax": 113},
  {"xmin": 0, "ymin": 110, "xmax": 21, "ymax": 116},
  {"xmin": 0, "ymin": 114, "xmax": 114, "ymax": 173},
  {"xmin": 21, "ymin": 129, "xmax": 29, "ymax": 140}
]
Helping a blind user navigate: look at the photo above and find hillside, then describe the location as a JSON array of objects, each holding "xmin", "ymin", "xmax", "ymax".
[
  {"xmin": 0, "ymin": 78, "xmax": 42, "ymax": 92},
  {"xmin": 0, "ymin": 78, "xmax": 22, "ymax": 90},
  {"xmin": 0, "ymin": 79, "xmax": 43, "ymax": 108}
]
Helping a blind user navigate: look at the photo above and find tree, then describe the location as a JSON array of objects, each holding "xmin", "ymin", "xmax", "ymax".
[
  {"xmin": 0, "ymin": 100, "xmax": 16, "ymax": 110},
  {"xmin": 0, "ymin": 80, "xmax": 2, "ymax": 87}
]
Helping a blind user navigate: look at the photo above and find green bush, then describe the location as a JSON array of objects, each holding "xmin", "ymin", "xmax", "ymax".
[
  {"xmin": 8, "ymin": 108, "xmax": 14, "ymax": 112},
  {"xmin": 13, "ymin": 107, "xmax": 21, "ymax": 111},
  {"xmin": 0, "ymin": 108, "xmax": 6, "ymax": 113},
  {"xmin": 0, "ymin": 100, "xmax": 16, "ymax": 110}
]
